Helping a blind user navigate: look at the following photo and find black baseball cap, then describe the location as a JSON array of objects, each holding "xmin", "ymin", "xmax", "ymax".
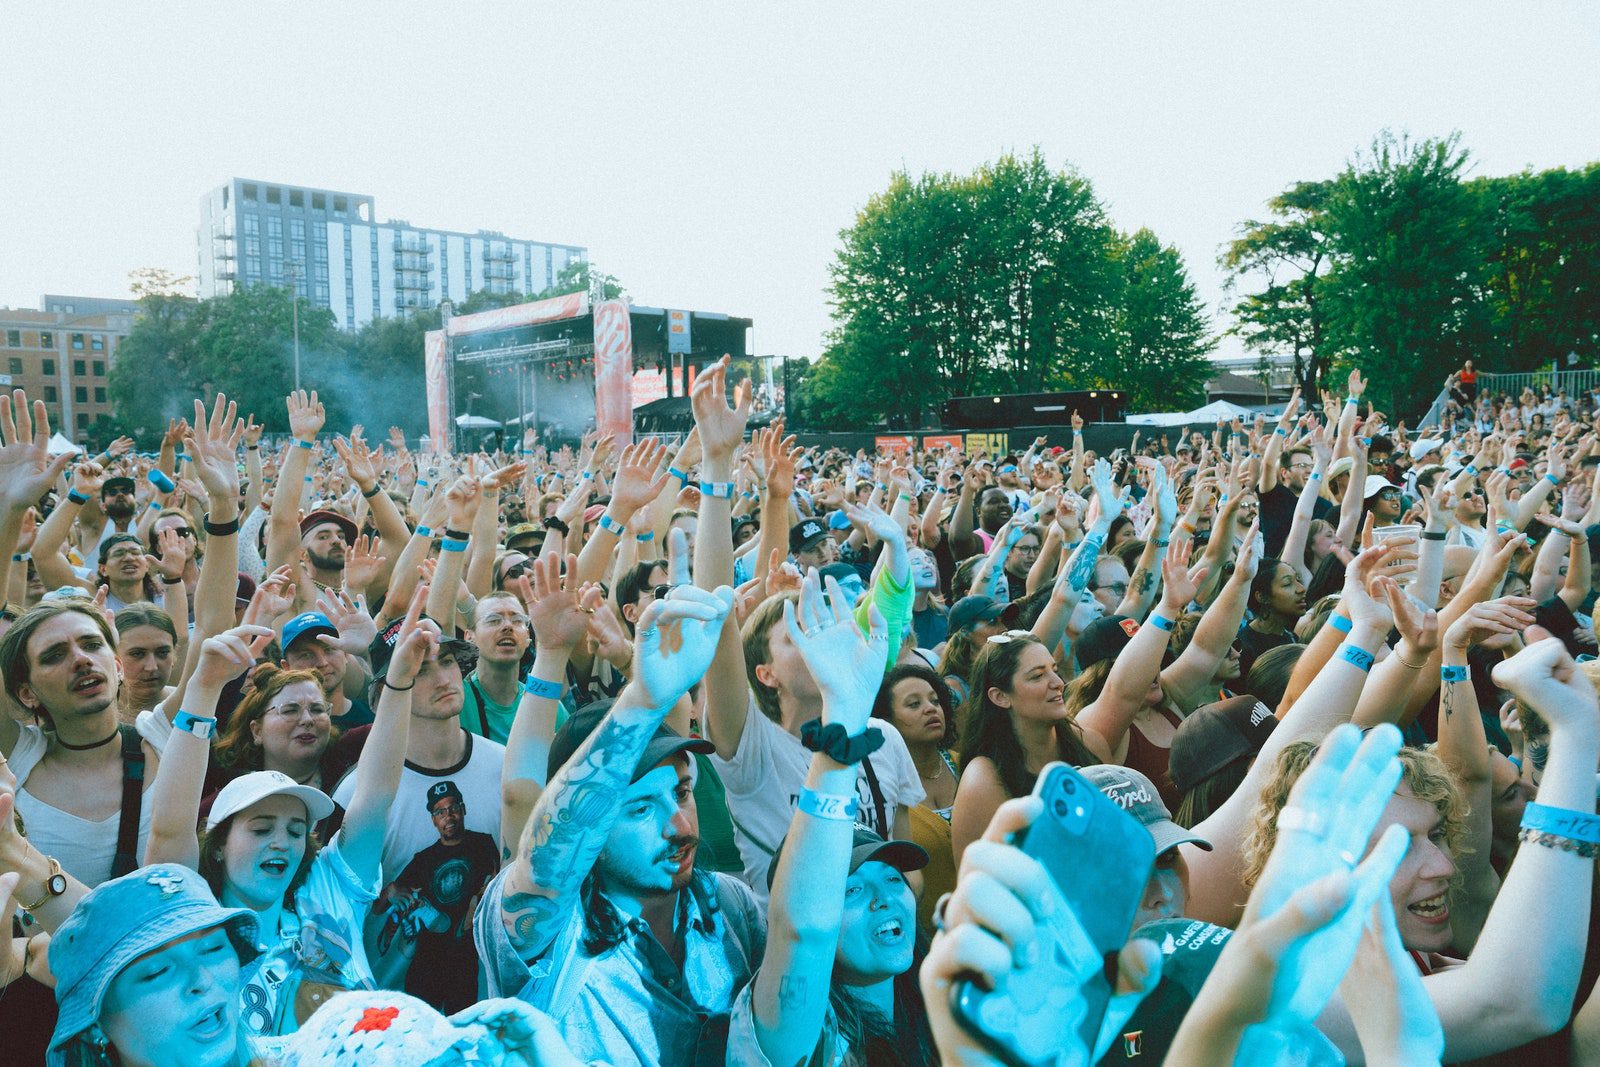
[
  {"xmin": 1076, "ymin": 615, "xmax": 1141, "ymax": 670},
  {"xmin": 790, "ymin": 518, "xmax": 829, "ymax": 554},
  {"xmin": 546, "ymin": 699, "xmax": 714, "ymax": 784},
  {"xmin": 366, "ymin": 615, "xmax": 475, "ymax": 680},
  {"xmin": 767, "ymin": 824, "xmax": 929, "ymax": 891},
  {"xmin": 1168, "ymin": 695, "xmax": 1278, "ymax": 795},
  {"xmin": 102, "ymin": 476, "xmax": 136, "ymax": 495},
  {"xmin": 425, "ymin": 781, "xmax": 463, "ymax": 812}
]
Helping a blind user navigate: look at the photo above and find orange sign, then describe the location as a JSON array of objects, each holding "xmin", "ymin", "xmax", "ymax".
[
  {"xmin": 875, "ymin": 436, "xmax": 913, "ymax": 453},
  {"xmin": 922, "ymin": 434, "xmax": 963, "ymax": 451}
]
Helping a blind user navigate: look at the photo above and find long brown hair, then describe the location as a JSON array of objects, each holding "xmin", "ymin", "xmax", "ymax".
[{"xmin": 957, "ymin": 635, "xmax": 1098, "ymax": 800}]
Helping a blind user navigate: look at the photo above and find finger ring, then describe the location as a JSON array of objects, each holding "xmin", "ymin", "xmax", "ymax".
[
  {"xmin": 639, "ymin": 628, "xmax": 658, "ymax": 641},
  {"xmin": 1339, "ymin": 850, "xmax": 1358, "ymax": 869},
  {"xmin": 1276, "ymin": 806, "xmax": 1328, "ymax": 839},
  {"xmin": 931, "ymin": 892, "xmax": 954, "ymax": 932}
]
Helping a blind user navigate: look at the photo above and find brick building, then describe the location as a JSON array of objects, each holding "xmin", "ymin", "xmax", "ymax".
[{"xmin": 0, "ymin": 303, "xmax": 133, "ymax": 446}]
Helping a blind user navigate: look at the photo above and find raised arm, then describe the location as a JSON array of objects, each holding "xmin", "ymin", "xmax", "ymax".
[
  {"xmin": 751, "ymin": 572, "xmax": 889, "ymax": 1065},
  {"xmin": 1256, "ymin": 387, "xmax": 1301, "ymax": 495},
  {"xmin": 339, "ymin": 587, "xmax": 432, "ymax": 883},
  {"xmin": 426, "ymin": 475, "xmax": 481, "ymax": 631},
  {"xmin": 1161, "ymin": 522, "xmax": 1259, "ymax": 711},
  {"xmin": 264, "ymin": 389, "xmax": 325, "ymax": 574},
  {"xmin": 691, "ymin": 356, "xmax": 753, "ymax": 758},
  {"xmin": 1282, "ymin": 429, "xmax": 1330, "ymax": 586},
  {"xmin": 498, "ymin": 574, "xmax": 733, "ymax": 959},
  {"xmin": 576, "ymin": 440, "xmax": 667, "ymax": 589}
]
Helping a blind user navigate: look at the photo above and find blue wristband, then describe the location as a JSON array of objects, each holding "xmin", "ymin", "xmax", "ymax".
[
  {"xmin": 414, "ymin": 525, "xmax": 432, "ymax": 538},
  {"xmin": 1522, "ymin": 802, "xmax": 1600, "ymax": 845},
  {"xmin": 1465, "ymin": 465, "xmax": 1478, "ymax": 475},
  {"xmin": 172, "ymin": 711, "xmax": 217, "ymax": 739},
  {"xmin": 598, "ymin": 513, "xmax": 627, "ymax": 536},
  {"xmin": 1340, "ymin": 644, "xmax": 1375, "ymax": 672},
  {"xmin": 521, "ymin": 676, "xmax": 564, "ymax": 701},
  {"xmin": 1440, "ymin": 664, "xmax": 1470, "ymax": 683},
  {"xmin": 66, "ymin": 489, "xmax": 89, "ymax": 505},
  {"xmin": 1147, "ymin": 614, "xmax": 1175, "ymax": 632},
  {"xmin": 1546, "ymin": 473, "xmax": 1561, "ymax": 486},
  {"xmin": 1345, "ymin": 397, "xmax": 1359, "ymax": 406},
  {"xmin": 292, "ymin": 438, "xmax": 314, "ymax": 450},
  {"xmin": 1273, "ymin": 427, "xmax": 1287, "ymax": 437},
  {"xmin": 668, "ymin": 466, "xmax": 688, "ymax": 483},
  {"xmin": 1310, "ymin": 471, "xmax": 1323, "ymax": 481},
  {"xmin": 417, "ymin": 478, "xmax": 429, "ymax": 487},
  {"xmin": 699, "ymin": 480, "xmax": 736, "ymax": 500},
  {"xmin": 581, "ymin": 470, "xmax": 594, "ymax": 480},
  {"xmin": 635, "ymin": 530, "xmax": 655, "ymax": 542},
  {"xmin": 440, "ymin": 537, "xmax": 468, "ymax": 553},
  {"xmin": 1329, "ymin": 613, "xmax": 1353, "ymax": 634},
  {"xmin": 797, "ymin": 789, "xmax": 860, "ymax": 822}
]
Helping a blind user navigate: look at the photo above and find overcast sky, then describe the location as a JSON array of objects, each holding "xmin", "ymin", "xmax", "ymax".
[{"xmin": 3, "ymin": 2, "xmax": 1597, "ymax": 365}]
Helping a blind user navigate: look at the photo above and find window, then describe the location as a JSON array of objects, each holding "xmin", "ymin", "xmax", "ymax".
[
  {"xmin": 40, "ymin": 332, "xmax": 53, "ymax": 349},
  {"xmin": 91, "ymin": 335, "xmax": 104, "ymax": 351},
  {"xmin": 73, "ymin": 360, "xmax": 86, "ymax": 376},
  {"xmin": 244, "ymin": 236, "xmax": 261, "ymax": 257},
  {"xmin": 314, "ymin": 282, "xmax": 330, "ymax": 303},
  {"xmin": 314, "ymin": 262, "xmax": 329, "ymax": 282},
  {"xmin": 92, "ymin": 360, "xmax": 105, "ymax": 376},
  {"xmin": 43, "ymin": 385, "xmax": 57, "ymax": 402},
  {"xmin": 267, "ymin": 217, "xmax": 283, "ymax": 238},
  {"xmin": 312, "ymin": 193, "xmax": 326, "ymax": 211},
  {"xmin": 333, "ymin": 196, "xmax": 347, "ymax": 213},
  {"xmin": 289, "ymin": 190, "xmax": 304, "ymax": 207},
  {"xmin": 5, "ymin": 329, "xmax": 18, "ymax": 347},
  {"xmin": 243, "ymin": 214, "xmax": 260, "ymax": 235},
  {"xmin": 77, "ymin": 414, "xmax": 88, "ymax": 432},
  {"xmin": 95, "ymin": 387, "xmax": 107, "ymax": 403},
  {"xmin": 71, "ymin": 333, "xmax": 84, "ymax": 350},
  {"xmin": 266, "ymin": 186, "xmax": 281, "ymax": 205},
  {"xmin": 290, "ymin": 219, "xmax": 305, "ymax": 240},
  {"xmin": 75, "ymin": 387, "xmax": 88, "ymax": 404},
  {"xmin": 312, "ymin": 239, "xmax": 327, "ymax": 262},
  {"xmin": 243, "ymin": 183, "xmax": 258, "ymax": 202},
  {"xmin": 7, "ymin": 358, "xmax": 20, "ymax": 374}
]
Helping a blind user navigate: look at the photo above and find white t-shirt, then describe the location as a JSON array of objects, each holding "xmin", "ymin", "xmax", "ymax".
[
  {"xmin": 7, "ymin": 724, "xmax": 154, "ymax": 888},
  {"xmin": 711, "ymin": 700, "xmax": 925, "ymax": 901},
  {"xmin": 331, "ymin": 731, "xmax": 507, "ymax": 887}
]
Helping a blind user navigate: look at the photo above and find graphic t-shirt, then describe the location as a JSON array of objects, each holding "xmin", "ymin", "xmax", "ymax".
[{"xmin": 374, "ymin": 830, "xmax": 502, "ymax": 1012}]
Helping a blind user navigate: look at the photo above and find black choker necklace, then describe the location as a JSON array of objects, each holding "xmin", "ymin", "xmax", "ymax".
[{"xmin": 55, "ymin": 728, "xmax": 119, "ymax": 752}]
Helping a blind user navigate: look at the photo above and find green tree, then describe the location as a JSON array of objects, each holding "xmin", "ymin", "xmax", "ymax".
[
  {"xmin": 1104, "ymin": 228, "xmax": 1213, "ymax": 411},
  {"xmin": 815, "ymin": 149, "xmax": 1134, "ymax": 428},
  {"xmin": 1321, "ymin": 132, "xmax": 1488, "ymax": 416},
  {"xmin": 1220, "ymin": 180, "xmax": 1336, "ymax": 397}
]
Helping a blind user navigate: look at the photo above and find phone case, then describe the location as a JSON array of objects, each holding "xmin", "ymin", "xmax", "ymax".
[{"xmin": 950, "ymin": 762, "xmax": 1157, "ymax": 1067}]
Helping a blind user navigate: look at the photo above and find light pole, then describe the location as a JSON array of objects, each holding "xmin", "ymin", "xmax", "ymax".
[{"xmin": 284, "ymin": 260, "xmax": 303, "ymax": 392}]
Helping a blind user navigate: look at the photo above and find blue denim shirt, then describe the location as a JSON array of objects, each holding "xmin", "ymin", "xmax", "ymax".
[{"xmin": 474, "ymin": 866, "xmax": 765, "ymax": 1065}]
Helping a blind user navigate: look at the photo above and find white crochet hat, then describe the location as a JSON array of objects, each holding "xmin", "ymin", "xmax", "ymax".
[{"xmin": 279, "ymin": 990, "xmax": 490, "ymax": 1066}]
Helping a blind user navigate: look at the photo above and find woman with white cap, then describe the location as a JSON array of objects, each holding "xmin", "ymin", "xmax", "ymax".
[{"xmin": 138, "ymin": 585, "xmax": 439, "ymax": 1037}]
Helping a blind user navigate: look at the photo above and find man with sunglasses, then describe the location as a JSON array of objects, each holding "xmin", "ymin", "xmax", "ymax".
[
  {"xmin": 460, "ymin": 591, "xmax": 530, "ymax": 742},
  {"xmin": 1363, "ymin": 475, "xmax": 1406, "ymax": 523},
  {"xmin": 1449, "ymin": 480, "xmax": 1491, "ymax": 549},
  {"xmin": 1257, "ymin": 438, "xmax": 1334, "ymax": 560}
]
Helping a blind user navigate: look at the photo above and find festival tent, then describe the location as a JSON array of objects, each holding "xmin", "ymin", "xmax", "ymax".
[
  {"xmin": 453, "ymin": 414, "xmax": 503, "ymax": 429},
  {"xmin": 47, "ymin": 432, "xmax": 82, "ymax": 455},
  {"xmin": 1126, "ymin": 400, "xmax": 1260, "ymax": 428}
]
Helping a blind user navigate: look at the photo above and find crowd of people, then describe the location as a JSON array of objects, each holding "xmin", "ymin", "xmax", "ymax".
[{"xmin": 1, "ymin": 360, "xmax": 1599, "ymax": 1064}]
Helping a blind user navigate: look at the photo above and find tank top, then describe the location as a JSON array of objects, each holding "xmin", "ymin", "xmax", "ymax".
[{"xmin": 1124, "ymin": 705, "xmax": 1184, "ymax": 812}]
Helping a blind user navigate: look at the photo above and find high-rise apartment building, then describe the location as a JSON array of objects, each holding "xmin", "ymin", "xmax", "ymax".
[
  {"xmin": 196, "ymin": 179, "xmax": 586, "ymax": 330},
  {"xmin": 0, "ymin": 304, "xmax": 133, "ymax": 444}
]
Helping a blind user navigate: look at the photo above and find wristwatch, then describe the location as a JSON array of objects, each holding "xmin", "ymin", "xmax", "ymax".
[{"xmin": 19, "ymin": 854, "xmax": 67, "ymax": 912}]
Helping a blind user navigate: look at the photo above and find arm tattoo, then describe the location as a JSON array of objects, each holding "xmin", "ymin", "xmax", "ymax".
[
  {"xmin": 1065, "ymin": 537, "xmax": 1104, "ymax": 593},
  {"xmin": 778, "ymin": 975, "xmax": 810, "ymax": 1011},
  {"xmin": 501, "ymin": 714, "xmax": 656, "ymax": 953},
  {"xmin": 1135, "ymin": 568, "xmax": 1155, "ymax": 596},
  {"xmin": 1442, "ymin": 683, "xmax": 1453, "ymax": 721}
]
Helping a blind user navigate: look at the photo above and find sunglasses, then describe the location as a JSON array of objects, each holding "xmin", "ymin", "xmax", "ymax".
[
  {"xmin": 986, "ymin": 629, "xmax": 1033, "ymax": 645},
  {"xmin": 1376, "ymin": 489, "xmax": 1401, "ymax": 500},
  {"xmin": 501, "ymin": 562, "xmax": 529, "ymax": 582}
]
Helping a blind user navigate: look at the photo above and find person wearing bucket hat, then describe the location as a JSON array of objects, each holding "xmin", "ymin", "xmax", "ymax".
[
  {"xmin": 139, "ymin": 598, "xmax": 438, "ymax": 1037},
  {"xmin": 44, "ymin": 863, "xmax": 263, "ymax": 1067},
  {"xmin": 734, "ymin": 570, "xmax": 935, "ymax": 1067},
  {"xmin": 478, "ymin": 527, "xmax": 757, "ymax": 1065}
]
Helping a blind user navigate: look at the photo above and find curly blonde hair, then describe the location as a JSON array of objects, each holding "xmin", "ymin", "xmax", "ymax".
[{"xmin": 1240, "ymin": 741, "xmax": 1470, "ymax": 890}]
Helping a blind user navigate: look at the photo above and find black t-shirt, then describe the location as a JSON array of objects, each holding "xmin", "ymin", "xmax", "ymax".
[
  {"xmin": 1236, "ymin": 624, "xmax": 1296, "ymax": 682},
  {"xmin": 380, "ymin": 830, "xmax": 501, "ymax": 1012},
  {"xmin": 1258, "ymin": 484, "xmax": 1333, "ymax": 560}
]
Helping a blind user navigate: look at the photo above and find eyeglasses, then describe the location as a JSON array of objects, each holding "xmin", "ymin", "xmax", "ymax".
[
  {"xmin": 501, "ymin": 562, "xmax": 529, "ymax": 582},
  {"xmin": 650, "ymin": 584, "xmax": 672, "ymax": 600},
  {"xmin": 479, "ymin": 613, "xmax": 529, "ymax": 630},
  {"xmin": 1376, "ymin": 489, "xmax": 1401, "ymax": 501},
  {"xmin": 1287, "ymin": 462, "xmax": 1314, "ymax": 471},
  {"xmin": 268, "ymin": 702, "xmax": 331, "ymax": 719},
  {"xmin": 986, "ymin": 629, "xmax": 1033, "ymax": 644},
  {"xmin": 431, "ymin": 802, "xmax": 465, "ymax": 818},
  {"xmin": 105, "ymin": 547, "xmax": 145, "ymax": 562}
]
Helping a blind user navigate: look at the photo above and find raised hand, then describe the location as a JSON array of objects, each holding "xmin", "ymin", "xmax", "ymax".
[
  {"xmin": 525, "ymin": 552, "xmax": 589, "ymax": 654},
  {"xmin": 581, "ymin": 584, "xmax": 632, "ymax": 667},
  {"xmin": 0, "ymin": 389, "xmax": 75, "ymax": 518},
  {"xmin": 1341, "ymin": 542, "xmax": 1404, "ymax": 634},
  {"xmin": 333, "ymin": 433, "xmax": 384, "ymax": 493},
  {"xmin": 781, "ymin": 569, "xmax": 888, "ymax": 732},
  {"xmin": 72, "ymin": 459, "xmax": 107, "ymax": 498},
  {"xmin": 343, "ymin": 533, "xmax": 387, "ymax": 596},
  {"xmin": 244, "ymin": 565, "xmax": 297, "ymax": 627},
  {"xmin": 242, "ymin": 417, "xmax": 263, "ymax": 447},
  {"xmin": 631, "ymin": 583, "xmax": 735, "ymax": 711},
  {"xmin": 315, "ymin": 588, "xmax": 379, "ymax": 656},
  {"xmin": 1244, "ymin": 723, "xmax": 1410, "ymax": 1025},
  {"xmin": 150, "ymin": 525, "xmax": 190, "ymax": 582},
  {"xmin": 763, "ymin": 422, "xmax": 804, "ymax": 500},
  {"xmin": 444, "ymin": 475, "xmax": 483, "ymax": 530},
  {"xmin": 688, "ymin": 354, "xmax": 752, "ymax": 460},
  {"xmin": 1492, "ymin": 629, "xmax": 1600, "ymax": 735},
  {"xmin": 1378, "ymin": 576, "xmax": 1439, "ymax": 658},
  {"xmin": 1088, "ymin": 459, "xmax": 1125, "ymax": 523},
  {"xmin": 608, "ymin": 438, "xmax": 671, "ymax": 513},
  {"xmin": 480, "ymin": 460, "xmax": 529, "ymax": 493},
  {"xmin": 387, "ymin": 585, "xmax": 441, "ymax": 686},
  {"xmin": 185, "ymin": 394, "xmax": 245, "ymax": 504},
  {"xmin": 286, "ymin": 388, "xmax": 325, "ymax": 440},
  {"xmin": 1158, "ymin": 537, "xmax": 1205, "ymax": 611},
  {"xmin": 842, "ymin": 499, "xmax": 905, "ymax": 546},
  {"xmin": 192, "ymin": 624, "xmax": 275, "ymax": 689}
]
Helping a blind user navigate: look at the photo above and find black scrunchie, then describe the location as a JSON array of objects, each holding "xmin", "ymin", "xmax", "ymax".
[{"xmin": 799, "ymin": 718, "xmax": 884, "ymax": 766}]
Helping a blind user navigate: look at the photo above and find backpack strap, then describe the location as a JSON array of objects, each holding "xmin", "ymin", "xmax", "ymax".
[
  {"xmin": 111, "ymin": 725, "xmax": 146, "ymax": 878},
  {"xmin": 860, "ymin": 753, "xmax": 889, "ymax": 840}
]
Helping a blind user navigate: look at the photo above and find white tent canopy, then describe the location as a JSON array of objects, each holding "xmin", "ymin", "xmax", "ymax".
[
  {"xmin": 47, "ymin": 432, "xmax": 83, "ymax": 456},
  {"xmin": 1125, "ymin": 400, "xmax": 1259, "ymax": 428},
  {"xmin": 454, "ymin": 414, "xmax": 503, "ymax": 429}
]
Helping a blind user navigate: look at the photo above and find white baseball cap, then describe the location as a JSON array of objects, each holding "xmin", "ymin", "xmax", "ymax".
[{"xmin": 207, "ymin": 770, "xmax": 335, "ymax": 831}]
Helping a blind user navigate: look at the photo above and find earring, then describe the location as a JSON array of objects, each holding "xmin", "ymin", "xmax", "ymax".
[{"xmin": 87, "ymin": 1026, "xmax": 109, "ymax": 1050}]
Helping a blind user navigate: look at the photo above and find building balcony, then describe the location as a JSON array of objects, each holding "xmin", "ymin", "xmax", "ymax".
[
  {"xmin": 394, "ymin": 254, "xmax": 433, "ymax": 272},
  {"xmin": 482, "ymin": 262, "xmax": 516, "ymax": 280},
  {"xmin": 484, "ymin": 243, "xmax": 515, "ymax": 262},
  {"xmin": 392, "ymin": 234, "xmax": 429, "ymax": 253}
]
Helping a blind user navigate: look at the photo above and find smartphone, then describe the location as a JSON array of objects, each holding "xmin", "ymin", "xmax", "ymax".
[{"xmin": 950, "ymin": 763, "xmax": 1156, "ymax": 1066}]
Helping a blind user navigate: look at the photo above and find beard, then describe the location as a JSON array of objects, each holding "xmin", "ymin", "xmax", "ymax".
[
  {"xmin": 104, "ymin": 500, "xmax": 136, "ymax": 522},
  {"xmin": 307, "ymin": 548, "xmax": 346, "ymax": 572}
]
